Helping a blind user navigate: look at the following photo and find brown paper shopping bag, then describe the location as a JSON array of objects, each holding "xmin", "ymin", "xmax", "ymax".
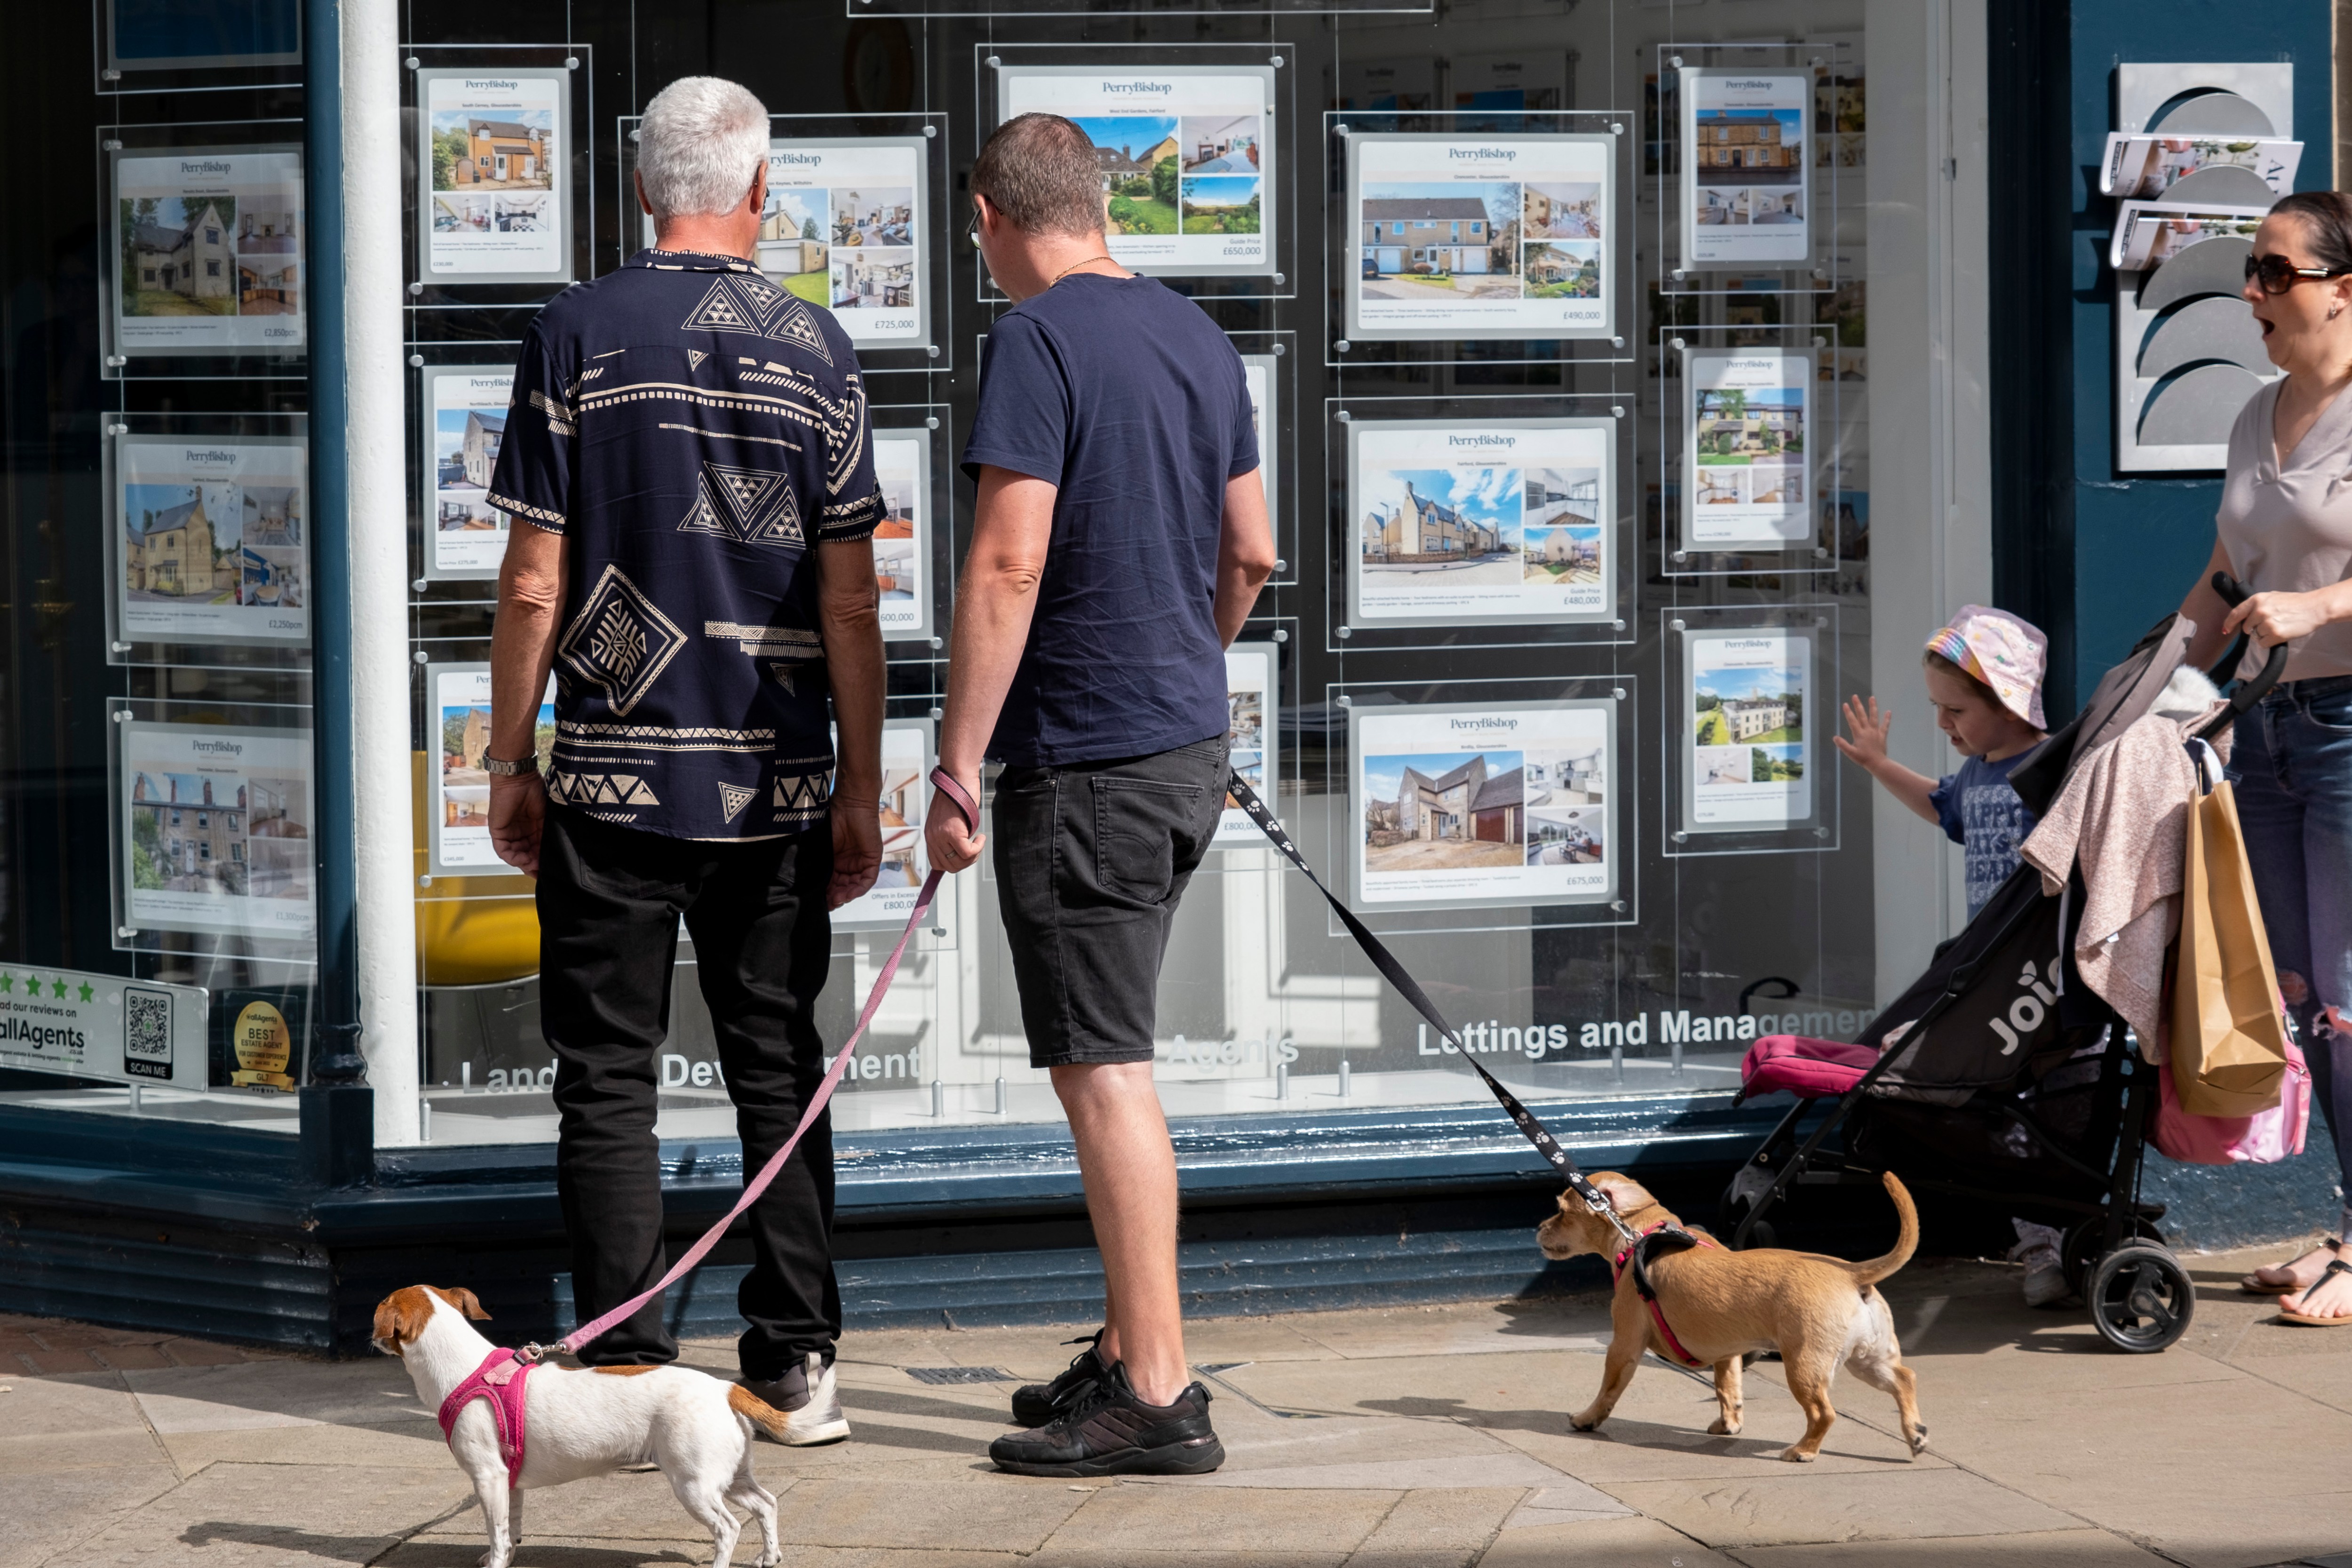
[{"xmin": 2169, "ymin": 768, "xmax": 2290, "ymax": 1117}]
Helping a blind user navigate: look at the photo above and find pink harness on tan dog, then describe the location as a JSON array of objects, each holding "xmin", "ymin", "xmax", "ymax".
[
  {"xmin": 1612, "ymin": 1222, "xmax": 1721, "ymax": 1368},
  {"xmin": 438, "ymin": 1345, "xmax": 536, "ymax": 1485}
]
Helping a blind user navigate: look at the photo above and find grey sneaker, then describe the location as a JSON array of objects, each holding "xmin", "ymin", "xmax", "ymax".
[{"xmin": 737, "ymin": 1351, "xmax": 851, "ymax": 1446}]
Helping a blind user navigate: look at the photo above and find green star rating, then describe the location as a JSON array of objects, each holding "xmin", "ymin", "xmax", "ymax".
[
  {"xmin": 0, "ymin": 974, "xmax": 13, "ymax": 994},
  {"xmin": 22, "ymin": 972, "xmax": 38, "ymax": 995},
  {"xmin": 77, "ymin": 982, "xmax": 94, "ymax": 1003},
  {"xmin": 50, "ymin": 979, "xmax": 66, "ymax": 998}
]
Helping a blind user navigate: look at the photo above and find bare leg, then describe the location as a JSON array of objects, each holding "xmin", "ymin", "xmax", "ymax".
[
  {"xmin": 1052, "ymin": 1062, "xmax": 1187, "ymax": 1404},
  {"xmin": 1709, "ymin": 1356, "xmax": 1745, "ymax": 1435}
]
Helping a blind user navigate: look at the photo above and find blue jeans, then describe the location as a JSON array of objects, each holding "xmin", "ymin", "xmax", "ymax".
[{"xmin": 2230, "ymin": 674, "xmax": 2352, "ymax": 1241}]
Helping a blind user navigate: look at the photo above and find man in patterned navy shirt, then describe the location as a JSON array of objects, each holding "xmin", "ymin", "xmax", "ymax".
[{"xmin": 483, "ymin": 76, "xmax": 884, "ymax": 1446}]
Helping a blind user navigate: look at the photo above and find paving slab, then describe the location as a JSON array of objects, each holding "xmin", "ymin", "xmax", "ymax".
[
  {"xmin": 378, "ymin": 1540, "xmax": 707, "ymax": 1567},
  {"xmin": 0, "ymin": 1465, "xmax": 180, "ymax": 1568},
  {"xmin": 1036, "ymin": 1481, "xmax": 1394, "ymax": 1555},
  {"xmin": 0, "ymin": 1426, "xmax": 173, "ymax": 1474},
  {"xmin": 410, "ymin": 1468, "xmax": 795, "ymax": 1542},
  {"xmin": 1340, "ymin": 1486, "xmax": 1522, "ymax": 1566},
  {"xmin": 0, "ymin": 1369, "xmax": 149, "ymax": 1438},
  {"xmin": 123, "ymin": 1356, "xmax": 431, "ymax": 1433},
  {"xmin": 1135, "ymin": 1453, "xmax": 1590, "ymax": 1494},
  {"xmin": 762, "ymin": 1475, "xmax": 1088, "ymax": 1552},
  {"xmin": 45, "ymin": 1461, "xmax": 472, "ymax": 1567},
  {"xmin": 1728, "ymin": 1529, "xmax": 2182, "ymax": 1567},
  {"xmin": 1598, "ymin": 1466, "xmax": 2081, "ymax": 1549},
  {"xmin": 159, "ymin": 1418, "xmax": 457, "ymax": 1471},
  {"xmin": 1474, "ymin": 1513, "xmax": 1739, "ymax": 1567}
]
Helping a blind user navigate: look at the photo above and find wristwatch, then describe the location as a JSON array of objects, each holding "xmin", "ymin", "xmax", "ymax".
[{"xmin": 482, "ymin": 754, "xmax": 539, "ymax": 778}]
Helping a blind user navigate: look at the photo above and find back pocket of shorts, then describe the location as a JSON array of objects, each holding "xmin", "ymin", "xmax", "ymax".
[{"xmin": 1093, "ymin": 778, "xmax": 1205, "ymax": 904}]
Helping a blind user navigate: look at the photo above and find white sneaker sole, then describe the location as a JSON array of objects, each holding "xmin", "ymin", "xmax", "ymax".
[{"xmin": 781, "ymin": 1415, "xmax": 851, "ymax": 1446}]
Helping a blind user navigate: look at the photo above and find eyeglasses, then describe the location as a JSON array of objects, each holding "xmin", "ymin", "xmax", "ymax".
[
  {"xmin": 2245, "ymin": 252, "xmax": 2352, "ymax": 294},
  {"xmin": 967, "ymin": 201, "xmax": 985, "ymax": 249}
]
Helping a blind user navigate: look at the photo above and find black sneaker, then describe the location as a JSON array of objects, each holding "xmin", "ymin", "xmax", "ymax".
[
  {"xmin": 988, "ymin": 1363, "xmax": 1224, "ymax": 1478},
  {"xmin": 1010, "ymin": 1330, "xmax": 1110, "ymax": 1427}
]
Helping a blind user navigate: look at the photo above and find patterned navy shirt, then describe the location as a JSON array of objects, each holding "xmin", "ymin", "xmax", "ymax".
[{"xmin": 487, "ymin": 248, "xmax": 881, "ymax": 842}]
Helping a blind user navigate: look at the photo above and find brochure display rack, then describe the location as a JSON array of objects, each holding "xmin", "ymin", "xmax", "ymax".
[
  {"xmin": 402, "ymin": 47, "xmax": 593, "ymax": 308},
  {"xmin": 1662, "ymin": 605, "xmax": 1838, "ymax": 855}
]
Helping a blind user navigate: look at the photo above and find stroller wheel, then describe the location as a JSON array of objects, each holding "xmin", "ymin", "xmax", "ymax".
[
  {"xmin": 2086, "ymin": 1244, "xmax": 2193, "ymax": 1353},
  {"xmin": 2060, "ymin": 1216, "xmax": 2165, "ymax": 1294}
]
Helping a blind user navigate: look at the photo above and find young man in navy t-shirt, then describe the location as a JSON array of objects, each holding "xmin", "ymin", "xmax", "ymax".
[{"xmin": 924, "ymin": 112, "xmax": 1276, "ymax": 1476}]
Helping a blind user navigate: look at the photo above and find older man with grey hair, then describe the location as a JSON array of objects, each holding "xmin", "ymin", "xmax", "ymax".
[{"xmin": 484, "ymin": 74, "xmax": 885, "ymax": 1442}]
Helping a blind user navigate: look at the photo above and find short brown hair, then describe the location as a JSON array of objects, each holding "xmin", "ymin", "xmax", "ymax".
[
  {"xmin": 1922, "ymin": 649, "xmax": 2002, "ymax": 708},
  {"xmin": 972, "ymin": 113, "xmax": 1107, "ymax": 238}
]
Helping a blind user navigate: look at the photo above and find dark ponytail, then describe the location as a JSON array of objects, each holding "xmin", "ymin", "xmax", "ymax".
[{"xmin": 2269, "ymin": 190, "xmax": 2352, "ymax": 274}]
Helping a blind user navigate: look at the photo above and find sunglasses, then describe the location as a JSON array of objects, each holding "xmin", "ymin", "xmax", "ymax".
[
  {"xmin": 967, "ymin": 199, "xmax": 986, "ymax": 248},
  {"xmin": 2245, "ymin": 252, "xmax": 2352, "ymax": 294}
]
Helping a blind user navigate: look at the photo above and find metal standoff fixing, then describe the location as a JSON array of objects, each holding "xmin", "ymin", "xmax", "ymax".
[
  {"xmin": 1338, "ymin": 1059, "xmax": 1351, "ymax": 1098},
  {"xmin": 930, "ymin": 1080, "xmax": 944, "ymax": 1117},
  {"xmin": 1275, "ymin": 1062, "xmax": 1289, "ymax": 1100},
  {"xmin": 993, "ymin": 1076, "xmax": 1007, "ymax": 1115}
]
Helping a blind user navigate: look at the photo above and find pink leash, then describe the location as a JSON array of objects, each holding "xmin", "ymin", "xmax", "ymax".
[{"xmin": 523, "ymin": 766, "xmax": 976, "ymax": 1365}]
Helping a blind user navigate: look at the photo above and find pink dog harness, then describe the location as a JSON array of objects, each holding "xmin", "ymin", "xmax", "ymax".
[{"xmin": 438, "ymin": 1346, "xmax": 536, "ymax": 1485}]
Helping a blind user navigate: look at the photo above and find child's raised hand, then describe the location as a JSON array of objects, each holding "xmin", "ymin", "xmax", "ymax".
[{"xmin": 1833, "ymin": 694, "xmax": 1894, "ymax": 769}]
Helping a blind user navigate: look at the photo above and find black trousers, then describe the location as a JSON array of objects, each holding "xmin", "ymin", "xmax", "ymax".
[{"xmin": 537, "ymin": 804, "xmax": 841, "ymax": 1379}]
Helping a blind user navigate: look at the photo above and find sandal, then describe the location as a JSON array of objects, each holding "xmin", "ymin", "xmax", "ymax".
[
  {"xmin": 2278, "ymin": 1259, "xmax": 2352, "ymax": 1327},
  {"xmin": 2241, "ymin": 1237, "xmax": 2338, "ymax": 1294}
]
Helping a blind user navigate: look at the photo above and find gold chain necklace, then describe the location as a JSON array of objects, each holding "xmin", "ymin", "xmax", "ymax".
[{"xmin": 1049, "ymin": 255, "xmax": 1117, "ymax": 287}]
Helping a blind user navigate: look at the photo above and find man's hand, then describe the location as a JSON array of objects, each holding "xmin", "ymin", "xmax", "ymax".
[
  {"xmin": 1832, "ymin": 694, "xmax": 1895, "ymax": 771},
  {"xmin": 924, "ymin": 778, "xmax": 985, "ymax": 874},
  {"xmin": 828, "ymin": 800, "xmax": 882, "ymax": 910},
  {"xmin": 489, "ymin": 772, "xmax": 548, "ymax": 878}
]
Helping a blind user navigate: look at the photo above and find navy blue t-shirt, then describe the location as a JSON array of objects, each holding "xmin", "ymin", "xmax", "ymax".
[
  {"xmin": 487, "ymin": 248, "xmax": 882, "ymax": 841},
  {"xmin": 961, "ymin": 273, "xmax": 1259, "ymax": 767},
  {"xmin": 1931, "ymin": 750, "xmax": 2038, "ymax": 919}
]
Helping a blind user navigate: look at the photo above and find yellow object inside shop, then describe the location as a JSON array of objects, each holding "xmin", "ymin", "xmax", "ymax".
[{"xmin": 412, "ymin": 751, "xmax": 540, "ymax": 985}]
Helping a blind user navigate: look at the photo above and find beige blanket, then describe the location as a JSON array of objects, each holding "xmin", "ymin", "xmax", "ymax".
[{"xmin": 2019, "ymin": 700, "xmax": 2231, "ymax": 1057}]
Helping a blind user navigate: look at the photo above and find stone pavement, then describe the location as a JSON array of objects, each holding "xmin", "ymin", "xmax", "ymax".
[{"xmin": 9, "ymin": 1240, "xmax": 2352, "ymax": 1568}]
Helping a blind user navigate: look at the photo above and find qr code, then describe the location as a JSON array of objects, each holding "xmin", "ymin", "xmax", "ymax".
[{"xmin": 123, "ymin": 989, "xmax": 172, "ymax": 1079}]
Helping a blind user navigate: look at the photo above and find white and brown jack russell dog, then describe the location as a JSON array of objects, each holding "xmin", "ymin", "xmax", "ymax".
[{"xmin": 373, "ymin": 1284, "xmax": 784, "ymax": 1568}]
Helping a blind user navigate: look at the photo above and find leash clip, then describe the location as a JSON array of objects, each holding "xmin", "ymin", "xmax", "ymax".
[{"xmin": 515, "ymin": 1342, "xmax": 548, "ymax": 1365}]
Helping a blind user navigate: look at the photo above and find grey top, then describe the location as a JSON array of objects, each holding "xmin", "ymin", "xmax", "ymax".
[{"xmin": 2218, "ymin": 377, "xmax": 2352, "ymax": 681}]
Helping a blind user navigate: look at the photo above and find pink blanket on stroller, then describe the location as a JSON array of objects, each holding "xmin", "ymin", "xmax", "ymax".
[{"xmin": 1739, "ymin": 1035, "xmax": 1879, "ymax": 1100}]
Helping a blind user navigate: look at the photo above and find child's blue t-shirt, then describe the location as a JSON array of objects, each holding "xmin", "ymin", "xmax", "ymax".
[{"xmin": 1930, "ymin": 751, "xmax": 2037, "ymax": 919}]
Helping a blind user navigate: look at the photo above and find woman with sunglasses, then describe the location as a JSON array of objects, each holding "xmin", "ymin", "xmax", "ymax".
[{"xmin": 2179, "ymin": 190, "xmax": 2352, "ymax": 1323}]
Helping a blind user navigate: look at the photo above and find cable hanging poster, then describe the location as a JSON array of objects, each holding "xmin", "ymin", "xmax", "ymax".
[
  {"xmin": 111, "ymin": 144, "xmax": 305, "ymax": 358},
  {"xmin": 1678, "ymin": 68, "xmax": 1812, "ymax": 271},
  {"xmin": 1683, "ymin": 347, "xmax": 1813, "ymax": 549},
  {"xmin": 1686, "ymin": 629, "xmax": 1812, "ymax": 831},
  {"xmin": 417, "ymin": 69, "xmax": 572, "ymax": 285}
]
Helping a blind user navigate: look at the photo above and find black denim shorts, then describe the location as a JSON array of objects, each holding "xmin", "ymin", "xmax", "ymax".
[{"xmin": 989, "ymin": 736, "xmax": 1228, "ymax": 1067}]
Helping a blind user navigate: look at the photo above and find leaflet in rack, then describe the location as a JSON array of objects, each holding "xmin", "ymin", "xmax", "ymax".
[
  {"xmin": 1347, "ymin": 418, "xmax": 1613, "ymax": 630},
  {"xmin": 1686, "ymin": 629, "xmax": 1812, "ymax": 832},
  {"xmin": 872, "ymin": 430, "xmax": 931, "ymax": 643},
  {"xmin": 1683, "ymin": 348, "xmax": 1812, "ymax": 550},
  {"xmin": 1351, "ymin": 698, "xmax": 1615, "ymax": 915},
  {"xmin": 417, "ymin": 70, "xmax": 572, "ymax": 285},
  {"xmin": 996, "ymin": 64, "xmax": 1277, "ymax": 279},
  {"xmin": 113, "ymin": 433, "xmax": 308, "ymax": 646},
  {"xmin": 1346, "ymin": 133, "xmax": 1614, "ymax": 342},
  {"xmin": 111, "ymin": 144, "xmax": 305, "ymax": 357},
  {"xmin": 1678, "ymin": 69, "xmax": 1812, "ymax": 271},
  {"xmin": 2099, "ymin": 135, "xmax": 2299, "ymax": 199},
  {"xmin": 421, "ymin": 366, "xmax": 513, "ymax": 579},
  {"xmin": 119, "ymin": 720, "xmax": 316, "ymax": 942}
]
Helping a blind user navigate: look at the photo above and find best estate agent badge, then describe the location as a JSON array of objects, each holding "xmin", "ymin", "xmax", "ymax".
[{"xmin": 229, "ymin": 1000, "xmax": 296, "ymax": 1090}]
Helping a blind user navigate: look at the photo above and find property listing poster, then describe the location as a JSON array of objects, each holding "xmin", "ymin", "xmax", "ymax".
[
  {"xmin": 1347, "ymin": 134, "xmax": 1613, "ymax": 342},
  {"xmin": 418, "ymin": 71, "xmax": 571, "ymax": 284},
  {"xmin": 1683, "ymin": 349, "xmax": 1812, "ymax": 548},
  {"xmin": 113, "ymin": 433, "xmax": 308, "ymax": 646},
  {"xmin": 111, "ymin": 144, "xmax": 305, "ymax": 356},
  {"xmin": 1351, "ymin": 699, "xmax": 1614, "ymax": 914},
  {"xmin": 1339, "ymin": 58, "xmax": 1436, "ymax": 115},
  {"xmin": 833, "ymin": 720, "xmax": 935, "ymax": 932},
  {"xmin": 1687, "ymin": 631, "xmax": 1811, "ymax": 830},
  {"xmin": 421, "ymin": 366, "xmax": 513, "ymax": 579},
  {"xmin": 428, "ymin": 665, "xmax": 555, "ymax": 877},
  {"xmin": 1678, "ymin": 71, "xmax": 1811, "ymax": 270},
  {"xmin": 1216, "ymin": 643, "xmax": 1278, "ymax": 848},
  {"xmin": 764, "ymin": 140, "xmax": 928, "ymax": 350},
  {"xmin": 119, "ymin": 721, "xmax": 316, "ymax": 941},
  {"xmin": 1240, "ymin": 354, "xmax": 1278, "ymax": 532},
  {"xmin": 873, "ymin": 431, "xmax": 931, "ymax": 642},
  {"xmin": 996, "ymin": 65, "xmax": 1277, "ymax": 277},
  {"xmin": 1349, "ymin": 418, "xmax": 1613, "ymax": 629}
]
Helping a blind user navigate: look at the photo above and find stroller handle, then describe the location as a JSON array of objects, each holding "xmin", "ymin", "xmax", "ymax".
[{"xmin": 2196, "ymin": 571, "xmax": 2290, "ymax": 741}]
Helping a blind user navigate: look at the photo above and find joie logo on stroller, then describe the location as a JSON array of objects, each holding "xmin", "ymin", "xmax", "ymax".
[{"xmin": 1990, "ymin": 954, "xmax": 2064, "ymax": 1057}]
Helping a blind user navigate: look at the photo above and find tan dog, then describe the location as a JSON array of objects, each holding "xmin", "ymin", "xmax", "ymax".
[{"xmin": 1536, "ymin": 1171, "xmax": 1927, "ymax": 1463}]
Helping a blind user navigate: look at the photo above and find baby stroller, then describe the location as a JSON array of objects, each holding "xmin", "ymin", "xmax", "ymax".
[{"xmin": 1717, "ymin": 576, "xmax": 2288, "ymax": 1353}]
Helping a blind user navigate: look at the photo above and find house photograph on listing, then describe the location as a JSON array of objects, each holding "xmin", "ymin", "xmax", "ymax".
[
  {"xmin": 1359, "ymin": 182, "xmax": 1520, "ymax": 299},
  {"xmin": 1073, "ymin": 115, "xmax": 1181, "ymax": 237},
  {"xmin": 432, "ymin": 111, "xmax": 554, "ymax": 192},
  {"xmin": 121, "ymin": 196, "xmax": 238, "ymax": 318},
  {"xmin": 1363, "ymin": 750, "xmax": 1526, "ymax": 874}
]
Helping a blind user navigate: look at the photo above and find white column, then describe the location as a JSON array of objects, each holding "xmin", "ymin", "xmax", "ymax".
[{"xmin": 342, "ymin": 0, "xmax": 420, "ymax": 1144}]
